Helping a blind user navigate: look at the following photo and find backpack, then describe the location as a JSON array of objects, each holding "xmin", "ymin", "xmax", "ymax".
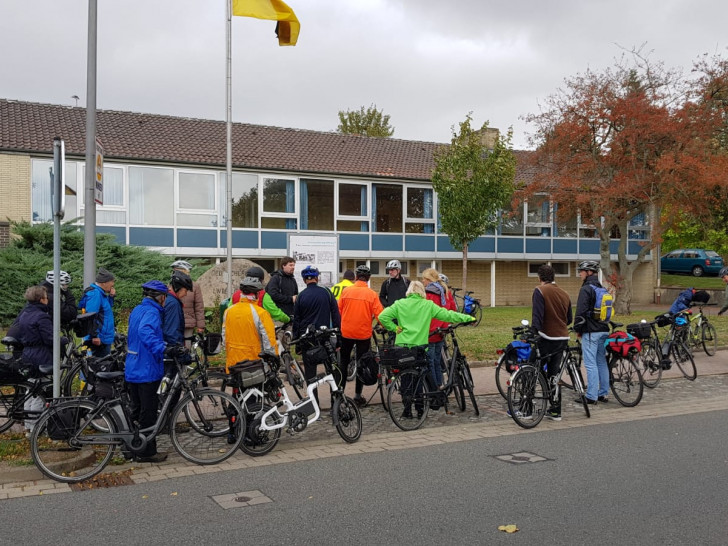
[
  {"xmin": 605, "ymin": 331, "xmax": 641, "ymax": 357},
  {"xmin": 463, "ymin": 294, "xmax": 476, "ymax": 314},
  {"xmin": 356, "ymin": 351, "xmax": 379, "ymax": 386},
  {"xmin": 590, "ymin": 284, "xmax": 614, "ymax": 322}
]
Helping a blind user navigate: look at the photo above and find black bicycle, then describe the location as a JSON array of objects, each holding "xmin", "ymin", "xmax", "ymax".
[
  {"xmin": 438, "ymin": 323, "xmax": 479, "ymax": 416},
  {"xmin": 30, "ymin": 350, "xmax": 245, "ymax": 483},
  {"xmin": 450, "ymin": 288, "xmax": 483, "ymax": 327}
]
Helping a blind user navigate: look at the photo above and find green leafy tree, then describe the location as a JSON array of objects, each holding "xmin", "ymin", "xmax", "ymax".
[
  {"xmin": 431, "ymin": 115, "xmax": 517, "ymax": 291},
  {"xmin": 337, "ymin": 104, "xmax": 394, "ymax": 137}
]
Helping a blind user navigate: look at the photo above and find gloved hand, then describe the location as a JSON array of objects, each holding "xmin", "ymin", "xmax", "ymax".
[{"xmin": 164, "ymin": 345, "xmax": 186, "ymax": 359}]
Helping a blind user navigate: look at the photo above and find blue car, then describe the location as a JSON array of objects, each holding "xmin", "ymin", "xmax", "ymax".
[{"xmin": 660, "ymin": 249, "xmax": 724, "ymax": 277}]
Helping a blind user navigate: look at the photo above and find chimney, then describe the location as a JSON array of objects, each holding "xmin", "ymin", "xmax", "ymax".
[{"xmin": 476, "ymin": 127, "xmax": 500, "ymax": 150}]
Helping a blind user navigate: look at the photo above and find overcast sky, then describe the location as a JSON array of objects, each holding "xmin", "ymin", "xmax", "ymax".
[{"xmin": 2, "ymin": 0, "xmax": 727, "ymax": 149}]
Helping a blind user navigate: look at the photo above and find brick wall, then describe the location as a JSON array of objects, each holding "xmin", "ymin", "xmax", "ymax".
[
  {"xmin": 0, "ymin": 221, "xmax": 9, "ymax": 248},
  {"xmin": 0, "ymin": 153, "xmax": 31, "ymax": 222}
]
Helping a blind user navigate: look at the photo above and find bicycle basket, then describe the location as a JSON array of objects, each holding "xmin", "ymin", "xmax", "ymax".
[
  {"xmin": 626, "ymin": 322, "xmax": 651, "ymax": 340},
  {"xmin": 654, "ymin": 314, "xmax": 672, "ymax": 328},
  {"xmin": 605, "ymin": 332, "xmax": 641, "ymax": 357},
  {"xmin": 203, "ymin": 333, "xmax": 223, "ymax": 356},
  {"xmin": 72, "ymin": 312, "xmax": 98, "ymax": 338},
  {"xmin": 229, "ymin": 359, "xmax": 266, "ymax": 387},
  {"xmin": 379, "ymin": 346, "xmax": 426, "ymax": 370}
]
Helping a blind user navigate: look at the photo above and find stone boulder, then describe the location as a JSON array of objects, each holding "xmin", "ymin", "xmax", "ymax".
[{"xmin": 196, "ymin": 259, "xmax": 270, "ymax": 306}]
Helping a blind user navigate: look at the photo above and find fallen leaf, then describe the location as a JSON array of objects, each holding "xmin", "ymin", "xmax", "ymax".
[
  {"xmin": 142, "ymin": 495, "xmax": 149, "ymax": 499},
  {"xmin": 171, "ymin": 492, "xmax": 178, "ymax": 496},
  {"xmin": 498, "ymin": 525, "xmax": 519, "ymax": 533}
]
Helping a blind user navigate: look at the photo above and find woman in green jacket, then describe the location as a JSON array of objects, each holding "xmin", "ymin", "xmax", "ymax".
[{"xmin": 379, "ymin": 281, "xmax": 475, "ymax": 347}]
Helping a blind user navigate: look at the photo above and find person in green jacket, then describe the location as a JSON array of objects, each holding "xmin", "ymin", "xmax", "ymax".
[
  {"xmin": 379, "ymin": 281, "xmax": 475, "ymax": 347},
  {"xmin": 227, "ymin": 266, "xmax": 290, "ymax": 324}
]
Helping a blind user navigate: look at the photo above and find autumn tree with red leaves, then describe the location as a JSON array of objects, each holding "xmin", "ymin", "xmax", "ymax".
[{"xmin": 522, "ymin": 51, "xmax": 728, "ymax": 313}]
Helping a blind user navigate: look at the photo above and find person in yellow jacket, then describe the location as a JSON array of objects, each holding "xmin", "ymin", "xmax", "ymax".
[
  {"xmin": 331, "ymin": 270, "xmax": 355, "ymax": 301},
  {"xmin": 222, "ymin": 276, "xmax": 277, "ymax": 373}
]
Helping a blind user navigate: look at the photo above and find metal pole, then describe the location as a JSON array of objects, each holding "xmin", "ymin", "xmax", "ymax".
[
  {"xmin": 52, "ymin": 138, "xmax": 65, "ymax": 398},
  {"xmin": 83, "ymin": 0, "xmax": 98, "ymax": 288},
  {"xmin": 225, "ymin": 0, "xmax": 233, "ymax": 298}
]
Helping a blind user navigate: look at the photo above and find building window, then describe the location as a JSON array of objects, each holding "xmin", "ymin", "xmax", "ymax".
[
  {"xmin": 405, "ymin": 187, "xmax": 434, "ymax": 233},
  {"xmin": 337, "ymin": 182, "xmax": 368, "ymax": 232},
  {"xmin": 79, "ymin": 164, "xmax": 126, "ymax": 224},
  {"xmin": 372, "ymin": 183, "xmax": 402, "ymax": 233},
  {"xmin": 578, "ymin": 213, "xmax": 597, "ymax": 238},
  {"xmin": 32, "ymin": 159, "xmax": 79, "ymax": 223},
  {"xmin": 554, "ymin": 203, "xmax": 577, "ymax": 237},
  {"xmin": 261, "ymin": 177, "xmax": 296, "ymax": 229},
  {"xmin": 500, "ymin": 203, "xmax": 524, "ymax": 235},
  {"xmin": 528, "ymin": 262, "xmax": 570, "ymax": 277},
  {"xmin": 221, "ymin": 172, "xmax": 258, "ymax": 228},
  {"xmin": 301, "ymin": 178, "xmax": 334, "ymax": 231},
  {"xmin": 356, "ymin": 260, "xmax": 380, "ymax": 275},
  {"xmin": 416, "ymin": 261, "xmax": 441, "ymax": 275},
  {"xmin": 177, "ymin": 171, "xmax": 216, "ymax": 227},
  {"xmin": 129, "ymin": 166, "xmax": 173, "ymax": 225},
  {"xmin": 628, "ymin": 212, "xmax": 649, "ymax": 240},
  {"xmin": 525, "ymin": 194, "xmax": 551, "ymax": 237}
]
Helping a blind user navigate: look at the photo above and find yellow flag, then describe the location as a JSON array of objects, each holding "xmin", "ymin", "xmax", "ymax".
[{"xmin": 232, "ymin": 0, "xmax": 300, "ymax": 46}]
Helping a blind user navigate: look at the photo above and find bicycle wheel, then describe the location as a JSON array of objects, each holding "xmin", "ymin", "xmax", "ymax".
[
  {"xmin": 283, "ymin": 352, "xmax": 306, "ymax": 400},
  {"xmin": 506, "ymin": 366, "xmax": 547, "ymax": 429},
  {"xmin": 701, "ymin": 322, "xmax": 718, "ymax": 357},
  {"xmin": 458, "ymin": 357, "xmax": 479, "ymax": 415},
  {"xmin": 494, "ymin": 355, "xmax": 508, "ymax": 400},
  {"xmin": 387, "ymin": 369, "xmax": 429, "ymax": 431},
  {"xmin": 452, "ymin": 369, "xmax": 466, "ymax": 412},
  {"xmin": 609, "ymin": 356, "xmax": 644, "ymax": 407},
  {"xmin": 636, "ymin": 340, "xmax": 662, "ymax": 389},
  {"xmin": 61, "ymin": 359, "xmax": 91, "ymax": 397},
  {"xmin": 346, "ymin": 348, "xmax": 358, "ymax": 382},
  {"xmin": 30, "ymin": 400, "xmax": 117, "ymax": 483},
  {"xmin": 170, "ymin": 389, "xmax": 244, "ymax": 464},
  {"xmin": 566, "ymin": 361, "xmax": 590, "ymax": 418},
  {"xmin": 378, "ymin": 364, "xmax": 390, "ymax": 411},
  {"xmin": 673, "ymin": 341, "xmax": 697, "ymax": 381},
  {"xmin": 333, "ymin": 394, "xmax": 362, "ymax": 443},
  {"xmin": 470, "ymin": 304, "xmax": 483, "ymax": 327},
  {"xmin": 240, "ymin": 401, "xmax": 281, "ymax": 457}
]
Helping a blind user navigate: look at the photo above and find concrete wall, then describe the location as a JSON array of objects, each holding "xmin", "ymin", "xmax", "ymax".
[{"xmin": 0, "ymin": 153, "xmax": 31, "ymax": 222}]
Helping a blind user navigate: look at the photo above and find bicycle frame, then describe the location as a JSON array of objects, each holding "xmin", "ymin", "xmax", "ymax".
[{"xmin": 259, "ymin": 373, "xmax": 341, "ymax": 432}]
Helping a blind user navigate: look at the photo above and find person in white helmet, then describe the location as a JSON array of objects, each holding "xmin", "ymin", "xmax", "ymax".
[
  {"xmin": 379, "ymin": 259, "xmax": 410, "ymax": 308},
  {"xmin": 40, "ymin": 270, "xmax": 77, "ymax": 327},
  {"xmin": 171, "ymin": 260, "xmax": 205, "ymax": 341}
]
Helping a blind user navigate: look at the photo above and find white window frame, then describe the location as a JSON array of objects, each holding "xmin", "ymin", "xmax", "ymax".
[
  {"xmin": 79, "ymin": 163, "xmax": 127, "ymax": 225},
  {"xmin": 335, "ymin": 180, "xmax": 369, "ymax": 229},
  {"xmin": 176, "ymin": 169, "xmax": 218, "ymax": 228},
  {"xmin": 527, "ymin": 261, "xmax": 571, "ymax": 277},
  {"xmin": 260, "ymin": 175, "xmax": 298, "ymax": 225},
  {"xmin": 405, "ymin": 185, "xmax": 435, "ymax": 232}
]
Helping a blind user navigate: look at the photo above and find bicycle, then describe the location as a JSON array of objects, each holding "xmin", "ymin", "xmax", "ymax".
[
  {"xmin": 661, "ymin": 312, "xmax": 698, "ymax": 380},
  {"xmin": 438, "ymin": 323, "xmax": 479, "ymax": 416},
  {"xmin": 450, "ymin": 288, "xmax": 483, "ymax": 327},
  {"xmin": 254, "ymin": 325, "xmax": 362, "ymax": 443},
  {"xmin": 604, "ymin": 322, "xmax": 644, "ymax": 406},
  {"xmin": 61, "ymin": 331, "xmax": 127, "ymax": 397},
  {"xmin": 686, "ymin": 303, "xmax": 718, "ymax": 356},
  {"xmin": 495, "ymin": 323, "xmax": 533, "ymax": 400},
  {"xmin": 29, "ymin": 349, "xmax": 245, "ymax": 483},
  {"xmin": 276, "ymin": 324, "xmax": 306, "ymax": 400},
  {"xmin": 506, "ymin": 324, "xmax": 590, "ymax": 429},
  {"xmin": 0, "ymin": 336, "xmax": 54, "ymax": 433},
  {"xmin": 626, "ymin": 319, "xmax": 664, "ymax": 389}
]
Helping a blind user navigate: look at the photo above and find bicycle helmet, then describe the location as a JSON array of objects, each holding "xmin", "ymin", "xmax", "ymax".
[
  {"xmin": 240, "ymin": 276, "xmax": 264, "ymax": 293},
  {"xmin": 45, "ymin": 270, "xmax": 72, "ymax": 286},
  {"xmin": 246, "ymin": 266, "xmax": 266, "ymax": 281},
  {"xmin": 170, "ymin": 259, "xmax": 193, "ymax": 271},
  {"xmin": 720, "ymin": 266, "xmax": 728, "ymax": 277},
  {"xmin": 385, "ymin": 259, "xmax": 402, "ymax": 272},
  {"xmin": 577, "ymin": 260, "xmax": 599, "ymax": 272},
  {"xmin": 355, "ymin": 265, "xmax": 371, "ymax": 278},
  {"xmin": 170, "ymin": 270, "xmax": 193, "ymax": 292},
  {"xmin": 438, "ymin": 273, "xmax": 449, "ymax": 285},
  {"xmin": 301, "ymin": 265, "xmax": 320, "ymax": 280},
  {"xmin": 142, "ymin": 280, "xmax": 168, "ymax": 298}
]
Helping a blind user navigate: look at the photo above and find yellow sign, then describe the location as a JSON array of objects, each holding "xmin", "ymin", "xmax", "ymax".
[{"xmin": 94, "ymin": 138, "xmax": 104, "ymax": 205}]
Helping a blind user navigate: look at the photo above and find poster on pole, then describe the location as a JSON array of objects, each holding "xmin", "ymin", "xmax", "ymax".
[
  {"xmin": 288, "ymin": 234, "xmax": 339, "ymax": 292},
  {"xmin": 94, "ymin": 138, "xmax": 104, "ymax": 205}
]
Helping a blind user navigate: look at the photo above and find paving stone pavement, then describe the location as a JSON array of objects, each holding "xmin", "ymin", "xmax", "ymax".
[{"xmin": 2, "ymin": 364, "xmax": 728, "ymax": 499}]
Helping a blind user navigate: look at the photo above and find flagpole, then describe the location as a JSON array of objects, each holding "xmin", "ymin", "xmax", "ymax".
[{"xmin": 225, "ymin": 0, "xmax": 233, "ymax": 298}]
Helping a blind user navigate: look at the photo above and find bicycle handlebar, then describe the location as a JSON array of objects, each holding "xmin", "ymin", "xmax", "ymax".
[{"xmin": 289, "ymin": 326, "xmax": 340, "ymax": 346}]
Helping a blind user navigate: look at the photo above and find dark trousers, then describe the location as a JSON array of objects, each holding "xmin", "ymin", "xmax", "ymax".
[
  {"xmin": 339, "ymin": 337, "xmax": 371, "ymax": 396},
  {"xmin": 90, "ymin": 343, "xmax": 111, "ymax": 358},
  {"xmin": 128, "ymin": 380, "xmax": 162, "ymax": 457},
  {"xmin": 537, "ymin": 337, "xmax": 567, "ymax": 413}
]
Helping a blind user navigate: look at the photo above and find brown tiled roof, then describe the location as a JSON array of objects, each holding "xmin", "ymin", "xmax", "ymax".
[{"xmin": 0, "ymin": 98, "xmax": 533, "ymax": 182}]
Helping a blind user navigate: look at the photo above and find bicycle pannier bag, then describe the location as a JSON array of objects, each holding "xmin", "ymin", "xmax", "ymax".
[
  {"xmin": 590, "ymin": 285, "xmax": 614, "ymax": 322},
  {"xmin": 72, "ymin": 312, "xmax": 98, "ymax": 338},
  {"xmin": 47, "ymin": 406, "xmax": 87, "ymax": 441},
  {"xmin": 604, "ymin": 331, "xmax": 641, "ymax": 357},
  {"xmin": 303, "ymin": 344, "xmax": 329, "ymax": 366},
  {"xmin": 655, "ymin": 313, "xmax": 672, "ymax": 328},
  {"xmin": 379, "ymin": 346, "xmax": 426, "ymax": 369},
  {"xmin": 229, "ymin": 359, "xmax": 266, "ymax": 387},
  {"xmin": 463, "ymin": 294, "xmax": 476, "ymax": 314},
  {"xmin": 203, "ymin": 333, "xmax": 223, "ymax": 356},
  {"xmin": 0, "ymin": 353, "xmax": 27, "ymax": 381},
  {"xmin": 502, "ymin": 340, "xmax": 531, "ymax": 373},
  {"xmin": 356, "ymin": 351, "xmax": 379, "ymax": 386},
  {"xmin": 626, "ymin": 322, "xmax": 651, "ymax": 340}
]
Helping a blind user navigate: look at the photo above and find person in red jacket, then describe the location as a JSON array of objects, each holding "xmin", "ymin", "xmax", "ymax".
[
  {"xmin": 422, "ymin": 269, "xmax": 455, "ymax": 388},
  {"xmin": 338, "ymin": 265, "xmax": 384, "ymax": 406}
]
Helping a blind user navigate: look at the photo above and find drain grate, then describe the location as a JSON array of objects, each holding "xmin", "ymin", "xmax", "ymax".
[
  {"xmin": 494, "ymin": 451, "xmax": 550, "ymax": 464},
  {"xmin": 211, "ymin": 490, "xmax": 272, "ymax": 509}
]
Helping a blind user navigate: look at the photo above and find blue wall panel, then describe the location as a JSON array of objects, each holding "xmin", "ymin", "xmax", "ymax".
[
  {"xmin": 260, "ymin": 231, "xmax": 287, "ymax": 250},
  {"xmin": 177, "ymin": 229, "xmax": 217, "ymax": 248},
  {"xmin": 340, "ymin": 234, "xmax": 369, "ymax": 251},
  {"xmin": 470, "ymin": 236, "xmax": 495, "ymax": 253},
  {"xmin": 525, "ymin": 238, "xmax": 551, "ymax": 254},
  {"xmin": 609, "ymin": 241, "xmax": 620, "ymax": 255},
  {"xmin": 497, "ymin": 238, "xmax": 523, "ymax": 253},
  {"xmin": 96, "ymin": 226, "xmax": 126, "ymax": 244},
  {"xmin": 220, "ymin": 230, "xmax": 258, "ymax": 249},
  {"xmin": 437, "ymin": 236, "xmax": 455, "ymax": 252},
  {"xmin": 579, "ymin": 239, "xmax": 600, "ymax": 255},
  {"xmin": 129, "ymin": 227, "xmax": 173, "ymax": 247},
  {"xmin": 553, "ymin": 239, "xmax": 578, "ymax": 254},
  {"xmin": 372, "ymin": 234, "xmax": 402, "ymax": 252},
  {"xmin": 405, "ymin": 235, "xmax": 435, "ymax": 252}
]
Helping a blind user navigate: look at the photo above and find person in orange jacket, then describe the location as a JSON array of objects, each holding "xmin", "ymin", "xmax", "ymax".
[{"xmin": 338, "ymin": 265, "xmax": 384, "ymax": 406}]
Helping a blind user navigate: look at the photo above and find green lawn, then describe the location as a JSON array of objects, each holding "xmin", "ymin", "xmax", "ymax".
[{"xmin": 660, "ymin": 273, "xmax": 726, "ymax": 290}]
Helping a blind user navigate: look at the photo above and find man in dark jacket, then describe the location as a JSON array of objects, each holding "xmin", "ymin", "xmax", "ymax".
[
  {"xmin": 531, "ymin": 264, "xmax": 572, "ymax": 421},
  {"xmin": 573, "ymin": 260, "xmax": 610, "ymax": 405},
  {"xmin": 162, "ymin": 271, "xmax": 192, "ymax": 347},
  {"xmin": 266, "ymin": 256, "xmax": 299, "ymax": 318},
  {"xmin": 41, "ymin": 270, "xmax": 77, "ymax": 327},
  {"xmin": 379, "ymin": 259, "xmax": 410, "ymax": 307},
  {"xmin": 292, "ymin": 266, "xmax": 341, "ymax": 398}
]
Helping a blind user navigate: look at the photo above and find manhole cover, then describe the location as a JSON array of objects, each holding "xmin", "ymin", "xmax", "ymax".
[
  {"xmin": 211, "ymin": 490, "xmax": 273, "ymax": 509},
  {"xmin": 494, "ymin": 451, "xmax": 550, "ymax": 464}
]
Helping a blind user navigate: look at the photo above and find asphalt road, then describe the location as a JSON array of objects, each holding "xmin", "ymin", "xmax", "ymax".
[{"xmin": 3, "ymin": 409, "xmax": 727, "ymax": 545}]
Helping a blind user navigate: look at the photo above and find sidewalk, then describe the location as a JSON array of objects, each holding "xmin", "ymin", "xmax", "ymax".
[{"xmin": 2, "ymin": 348, "xmax": 726, "ymax": 493}]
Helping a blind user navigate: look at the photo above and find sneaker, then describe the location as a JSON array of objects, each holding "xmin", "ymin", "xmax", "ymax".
[
  {"xmin": 353, "ymin": 396, "xmax": 367, "ymax": 408},
  {"xmin": 507, "ymin": 409, "xmax": 533, "ymax": 420},
  {"xmin": 136, "ymin": 452, "xmax": 168, "ymax": 463},
  {"xmin": 546, "ymin": 410, "xmax": 561, "ymax": 421},
  {"xmin": 574, "ymin": 395, "xmax": 598, "ymax": 405},
  {"xmin": 597, "ymin": 396, "xmax": 609, "ymax": 403}
]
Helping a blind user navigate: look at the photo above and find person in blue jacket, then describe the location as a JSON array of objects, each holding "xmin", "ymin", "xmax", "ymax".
[
  {"xmin": 162, "ymin": 270, "xmax": 193, "ymax": 346},
  {"xmin": 669, "ymin": 288, "xmax": 710, "ymax": 315},
  {"xmin": 80, "ymin": 268, "xmax": 116, "ymax": 358},
  {"xmin": 125, "ymin": 280, "xmax": 169, "ymax": 463}
]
